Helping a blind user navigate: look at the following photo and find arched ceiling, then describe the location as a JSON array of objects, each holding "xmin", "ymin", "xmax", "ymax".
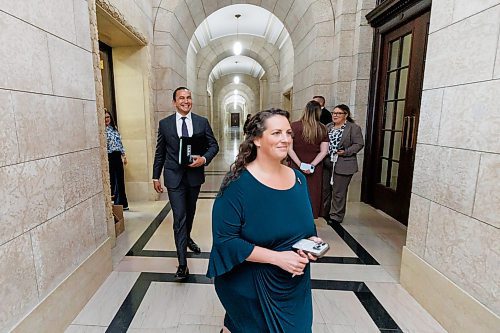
[
  {"xmin": 209, "ymin": 55, "xmax": 265, "ymax": 82},
  {"xmin": 193, "ymin": 4, "xmax": 289, "ymax": 51}
]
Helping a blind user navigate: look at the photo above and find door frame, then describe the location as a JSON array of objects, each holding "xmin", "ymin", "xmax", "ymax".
[{"xmin": 361, "ymin": 0, "xmax": 431, "ymax": 223}]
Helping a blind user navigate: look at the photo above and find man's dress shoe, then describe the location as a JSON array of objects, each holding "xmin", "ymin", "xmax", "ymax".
[
  {"xmin": 187, "ymin": 239, "xmax": 201, "ymax": 254},
  {"xmin": 175, "ymin": 265, "xmax": 189, "ymax": 280}
]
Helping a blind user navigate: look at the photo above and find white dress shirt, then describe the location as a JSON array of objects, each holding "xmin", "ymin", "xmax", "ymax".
[{"xmin": 176, "ymin": 112, "xmax": 193, "ymax": 137}]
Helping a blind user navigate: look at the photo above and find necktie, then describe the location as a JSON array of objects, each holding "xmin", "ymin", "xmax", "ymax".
[{"xmin": 181, "ymin": 117, "xmax": 189, "ymax": 137}]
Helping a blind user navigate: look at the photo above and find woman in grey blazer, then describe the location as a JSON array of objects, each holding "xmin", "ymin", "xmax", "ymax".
[{"xmin": 323, "ymin": 104, "xmax": 364, "ymax": 224}]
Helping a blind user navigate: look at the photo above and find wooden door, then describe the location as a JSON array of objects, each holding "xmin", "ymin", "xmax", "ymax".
[{"xmin": 369, "ymin": 12, "xmax": 430, "ymax": 224}]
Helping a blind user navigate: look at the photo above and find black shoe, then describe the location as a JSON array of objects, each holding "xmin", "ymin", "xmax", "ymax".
[
  {"xmin": 327, "ymin": 218, "xmax": 342, "ymax": 225},
  {"xmin": 187, "ymin": 239, "xmax": 201, "ymax": 254},
  {"xmin": 174, "ymin": 265, "xmax": 189, "ymax": 280}
]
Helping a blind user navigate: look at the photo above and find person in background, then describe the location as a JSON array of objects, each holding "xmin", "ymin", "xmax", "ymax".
[
  {"xmin": 313, "ymin": 95, "xmax": 332, "ymax": 125},
  {"xmin": 325, "ymin": 104, "xmax": 364, "ymax": 224},
  {"xmin": 287, "ymin": 100, "xmax": 328, "ymax": 219},
  {"xmin": 208, "ymin": 109, "xmax": 323, "ymax": 333},
  {"xmin": 105, "ymin": 109, "xmax": 129, "ymax": 210},
  {"xmin": 243, "ymin": 113, "xmax": 252, "ymax": 134}
]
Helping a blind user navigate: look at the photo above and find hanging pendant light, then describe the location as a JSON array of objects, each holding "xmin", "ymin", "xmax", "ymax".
[{"xmin": 233, "ymin": 14, "xmax": 242, "ymax": 55}]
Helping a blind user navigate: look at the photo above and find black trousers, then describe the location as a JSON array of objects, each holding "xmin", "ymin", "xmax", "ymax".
[
  {"xmin": 167, "ymin": 175, "xmax": 201, "ymax": 266},
  {"xmin": 108, "ymin": 151, "xmax": 128, "ymax": 208}
]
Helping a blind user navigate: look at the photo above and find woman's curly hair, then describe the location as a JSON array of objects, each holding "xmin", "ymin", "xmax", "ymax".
[{"xmin": 219, "ymin": 108, "xmax": 290, "ymax": 194}]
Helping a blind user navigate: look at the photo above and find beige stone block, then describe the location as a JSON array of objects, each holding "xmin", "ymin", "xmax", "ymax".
[
  {"xmin": 412, "ymin": 144, "xmax": 480, "ymax": 215},
  {"xmin": 60, "ymin": 149, "xmax": 101, "ymax": 209},
  {"xmin": 126, "ymin": 181, "xmax": 156, "ymax": 202},
  {"xmin": 73, "ymin": 0, "xmax": 92, "ymax": 51},
  {"xmin": 452, "ymin": 0, "xmax": 500, "ymax": 22},
  {"xmin": 428, "ymin": 0, "xmax": 454, "ymax": 33},
  {"xmin": 0, "ymin": 0, "xmax": 76, "ymax": 44},
  {"xmin": 401, "ymin": 247, "xmax": 500, "ymax": 333},
  {"xmin": 352, "ymin": 52, "xmax": 371, "ymax": 80},
  {"xmin": 312, "ymin": 0, "xmax": 335, "ymax": 23},
  {"xmin": 425, "ymin": 203, "xmax": 500, "ymax": 313},
  {"xmin": 260, "ymin": 0, "xmax": 279, "ymax": 14},
  {"xmin": 439, "ymin": 80, "xmax": 500, "ymax": 153},
  {"xmin": 406, "ymin": 194, "xmax": 430, "ymax": 257},
  {"xmin": 336, "ymin": 13, "xmax": 356, "ymax": 32},
  {"xmin": 13, "ymin": 92, "xmax": 53, "ymax": 160},
  {"xmin": 31, "ymin": 199, "xmax": 97, "ymax": 298},
  {"xmin": 423, "ymin": 6, "xmax": 500, "ymax": 89},
  {"xmin": 12, "ymin": 240, "xmax": 112, "ymax": 333},
  {"xmin": 473, "ymin": 153, "xmax": 500, "ymax": 228},
  {"xmin": 417, "ymin": 88, "xmax": 443, "ymax": 145},
  {"xmin": 47, "ymin": 36, "xmax": 96, "ymax": 100},
  {"xmin": 0, "ymin": 234, "xmax": 39, "ymax": 332},
  {"xmin": 0, "ymin": 12, "xmax": 52, "ymax": 94},
  {"xmin": 188, "ymin": 0, "xmax": 206, "ymax": 26},
  {"xmin": 83, "ymin": 101, "xmax": 100, "ymax": 149},
  {"xmin": 350, "ymin": 79, "xmax": 369, "ymax": 106},
  {"xmin": 12, "ymin": 92, "xmax": 86, "ymax": 161},
  {"xmin": 91, "ymin": 192, "xmax": 109, "ymax": 245},
  {"xmin": 0, "ymin": 157, "xmax": 65, "ymax": 245},
  {"xmin": 495, "ymin": 33, "xmax": 500, "ymax": 79},
  {"xmin": 122, "ymin": 139, "xmax": 150, "ymax": 182},
  {"xmin": 0, "ymin": 90, "xmax": 19, "ymax": 167}
]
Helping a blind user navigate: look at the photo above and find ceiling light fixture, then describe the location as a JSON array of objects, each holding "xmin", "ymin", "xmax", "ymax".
[
  {"xmin": 233, "ymin": 14, "xmax": 242, "ymax": 55},
  {"xmin": 233, "ymin": 76, "xmax": 240, "ymax": 84}
]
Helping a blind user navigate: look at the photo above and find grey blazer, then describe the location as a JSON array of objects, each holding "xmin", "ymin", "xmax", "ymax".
[{"xmin": 325, "ymin": 121, "xmax": 364, "ymax": 175}]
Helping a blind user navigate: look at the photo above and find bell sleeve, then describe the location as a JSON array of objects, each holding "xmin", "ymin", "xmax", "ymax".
[{"xmin": 206, "ymin": 187, "xmax": 255, "ymax": 278}]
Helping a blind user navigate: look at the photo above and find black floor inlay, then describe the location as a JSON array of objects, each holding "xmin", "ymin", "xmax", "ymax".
[
  {"xmin": 329, "ymin": 223, "xmax": 379, "ymax": 265},
  {"xmin": 106, "ymin": 273, "xmax": 402, "ymax": 333},
  {"xmin": 126, "ymin": 202, "xmax": 171, "ymax": 256},
  {"xmin": 127, "ymin": 202, "xmax": 379, "ymax": 265}
]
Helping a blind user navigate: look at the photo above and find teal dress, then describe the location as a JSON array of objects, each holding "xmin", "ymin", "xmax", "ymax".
[{"xmin": 207, "ymin": 169, "xmax": 316, "ymax": 333}]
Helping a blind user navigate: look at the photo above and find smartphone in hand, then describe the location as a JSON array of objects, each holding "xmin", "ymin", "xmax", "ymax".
[{"xmin": 292, "ymin": 239, "xmax": 329, "ymax": 258}]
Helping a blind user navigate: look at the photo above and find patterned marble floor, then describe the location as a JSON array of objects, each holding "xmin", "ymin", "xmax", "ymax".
[{"xmin": 66, "ymin": 128, "xmax": 447, "ymax": 333}]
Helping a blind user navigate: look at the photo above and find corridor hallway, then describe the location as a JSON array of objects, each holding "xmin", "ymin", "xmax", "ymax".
[{"xmin": 66, "ymin": 129, "xmax": 446, "ymax": 333}]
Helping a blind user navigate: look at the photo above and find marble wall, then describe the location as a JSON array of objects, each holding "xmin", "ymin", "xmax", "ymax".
[
  {"xmin": 403, "ymin": 0, "xmax": 500, "ymax": 326},
  {"xmin": 0, "ymin": 0, "xmax": 110, "ymax": 331}
]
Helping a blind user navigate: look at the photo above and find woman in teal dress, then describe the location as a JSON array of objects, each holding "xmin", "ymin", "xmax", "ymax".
[{"xmin": 207, "ymin": 109, "xmax": 323, "ymax": 333}]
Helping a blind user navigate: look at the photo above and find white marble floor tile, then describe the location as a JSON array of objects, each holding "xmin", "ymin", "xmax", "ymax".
[
  {"xmin": 311, "ymin": 263, "xmax": 396, "ymax": 283},
  {"xmin": 313, "ymin": 323, "xmax": 359, "ymax": 333},
  {"xmin": 72, "ymin": 271, "xmax": 140, "ymax": 326},
  {"xmin": 143, "ymin": 200, "xmax": 214, "ymax": 252},
  {"xmin": 175, "ymin": 324, "xmax": 223, "ymax": 333},
  {"xmin": 65, "ymin": 325, "xmax": 107, "ymax": 333},
  {"xmin": 127, "ymin": 328, "xmax": 177, "ymax": 333},
  {"xmin": 365, "ymin": 282, "xmax": 448, "ymax": 333},
  {"xmin": 129, "ymin": 283, "xmax": 224, "ymax": 329},
  {"xmin": 113, "ymin": 201, "xmax": 168, "ymax": 267},
  {"xmin": 115, "ymin": 256, "xmax": 209, "ymax": 275},
  {"xmin": 315, "ymin": 219, "xmax": 359, "ymax": 258},
  {"xmin": 343, "ymin": 233, "xmax": 403, "ymax": 266},
  {"xmin": 312, "ymin": 290, "xmax": 379, "ymax": 332}
]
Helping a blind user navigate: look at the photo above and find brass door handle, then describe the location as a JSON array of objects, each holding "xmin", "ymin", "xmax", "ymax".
[{"xmin": 402, "ymin": 116, "xmax": 416, "ymax": 150}]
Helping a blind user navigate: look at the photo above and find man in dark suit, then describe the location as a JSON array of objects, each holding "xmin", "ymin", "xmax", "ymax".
[
  {"xmin": 313, "ymin": 95, "xmax": 332, "ymax": 125},
  {"xmin": 152, "ymin": 87, "xmax": 219, "ymax": 280}
]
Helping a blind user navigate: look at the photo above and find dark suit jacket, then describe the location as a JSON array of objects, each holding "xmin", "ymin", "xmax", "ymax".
[
  {"xmin": 325, "ymin": 121, "xmax": 364, "ymax": 175},
  {"xmin": 320, "ymin": 107, "xmax": 332, "ymax": 125},
  {"xmin": 152, "ymin": 113, "xmax": 219, "ymax": 188}
]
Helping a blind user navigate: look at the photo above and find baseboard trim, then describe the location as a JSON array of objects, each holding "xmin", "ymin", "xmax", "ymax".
[
  {"xmin": 12, "ymin": 239, "xmax": 112, "ymax": 333},
  {"xmin": 400, "ymin": 247, "xmax": 499, "ymax": 333}
]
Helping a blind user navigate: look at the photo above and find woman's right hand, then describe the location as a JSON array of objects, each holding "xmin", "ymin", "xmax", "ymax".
[{"xmin": 274, "ymin": 250, "xmax": 309, "ymax": 276}]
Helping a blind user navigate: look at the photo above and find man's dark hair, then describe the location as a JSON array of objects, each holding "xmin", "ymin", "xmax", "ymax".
[
  {"xmin": 313, "ymin": 95, "xmax": 325, "ymax": 104},
  {"xmin": 173, "ymin": 87, "xmax": 190, "ymax": 101}
]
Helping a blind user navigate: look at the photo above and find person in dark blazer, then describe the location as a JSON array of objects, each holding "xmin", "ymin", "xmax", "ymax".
[
  {"xmin": 323, "ymin": 104, "xmax": 364, "ymax": 224},
  {"xmin": 313, "ymin": 95, "xmax": 332, "ymax": 125},
  {"xmin": 152, "ymin": 87, "xmax": 219, "ymax": 280}
]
